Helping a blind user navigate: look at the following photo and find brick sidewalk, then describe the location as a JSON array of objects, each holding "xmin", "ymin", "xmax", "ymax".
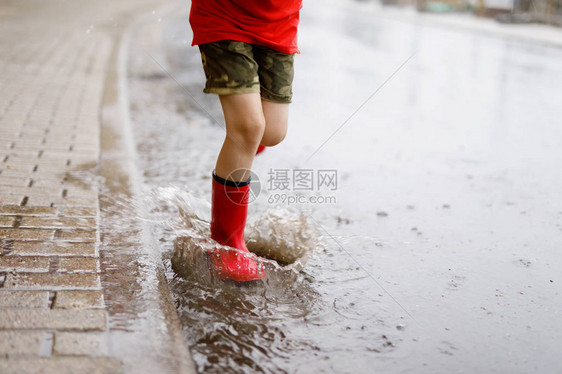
[{"xmin": 0, "ymin": 1, "xmax": 189, "ymax": 372}]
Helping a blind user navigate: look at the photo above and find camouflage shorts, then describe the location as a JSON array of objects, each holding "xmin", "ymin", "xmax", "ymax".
[{"xmin": 198, "ymin": 40, "xmax": 295, "ymax": 104}]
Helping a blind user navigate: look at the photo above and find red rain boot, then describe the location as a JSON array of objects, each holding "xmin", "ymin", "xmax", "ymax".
[
  {"xmin": 210, "ymin": 172, "xmax": 265, "ymax": 282},
  {"xmin": 256, "ymin": 144, "xmax": 266, "ymax": 155}
]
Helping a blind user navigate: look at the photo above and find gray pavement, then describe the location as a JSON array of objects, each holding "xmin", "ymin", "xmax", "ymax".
[
  {"xmin": 0, "ymin": 0, "xmax": 194, "ymax": 372},
  {"xmin": 126, "ymin": 1, "xmax": 562, "ymax": 372}
]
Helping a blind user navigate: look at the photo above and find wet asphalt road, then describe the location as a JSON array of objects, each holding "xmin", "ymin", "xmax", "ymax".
[{"xmin": 127, "ymin": 0, "xmax": 562, "ymax": 372}]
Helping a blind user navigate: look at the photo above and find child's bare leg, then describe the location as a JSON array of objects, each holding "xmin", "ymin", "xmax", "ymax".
[
  {"xmin": 260, "ymin": 100, "xmax": 289, "ymax": 147},
  {"xmin": 210, "ymin": 92, "xmax": 266, "ymax": 281},
  {"xmin": 215, "ymin": 93, "xmax": 265, "ymax": 180}
]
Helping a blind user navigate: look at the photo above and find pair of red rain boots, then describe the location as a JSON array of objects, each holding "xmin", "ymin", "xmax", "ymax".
[{"xmin": 210, "ymin": 172, "xmax": 265, "ymax": 282}]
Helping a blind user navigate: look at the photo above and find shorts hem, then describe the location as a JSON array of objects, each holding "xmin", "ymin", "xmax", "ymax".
[
  {"xmin": 260, "ymin": 87, "xmax": 292, "ymax": 104},
  {"xmin": 203, "ymin": 87, "xmax": 260, "ymax": 96}
]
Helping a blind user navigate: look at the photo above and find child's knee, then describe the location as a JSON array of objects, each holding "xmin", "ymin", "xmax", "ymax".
[
  {"xmin": 229, "ymin": 115, "xmax": 266, "ymax": 146},
  {"xmin": 261, "ymin": 128, "xmax": 286, "ymax": 147}
]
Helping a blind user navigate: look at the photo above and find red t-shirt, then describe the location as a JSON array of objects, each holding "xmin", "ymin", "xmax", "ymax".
[{"xmin": 189, "ymin": 0, "xmax": 302, "ymax": 54}]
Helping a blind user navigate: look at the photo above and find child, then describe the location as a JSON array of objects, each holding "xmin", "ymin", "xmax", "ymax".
[{"xmin": 189, "ymin": 0, "xmax": 302, "ymax": 281}]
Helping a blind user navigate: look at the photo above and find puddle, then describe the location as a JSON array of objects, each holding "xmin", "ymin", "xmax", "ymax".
[{"xmin": 121, "ymin": 1, "xmax": 562, "ymax": 372}]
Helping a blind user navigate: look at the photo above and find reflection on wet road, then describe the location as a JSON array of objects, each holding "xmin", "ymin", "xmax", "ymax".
[{"xmin": 126, "ymin": 0, "xmax": 562, "ymax": 372}]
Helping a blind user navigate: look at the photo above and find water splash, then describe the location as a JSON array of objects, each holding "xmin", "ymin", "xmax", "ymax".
[{"xmin": 155, "ymin": 186, "xmax": 321, "ymax": 287}]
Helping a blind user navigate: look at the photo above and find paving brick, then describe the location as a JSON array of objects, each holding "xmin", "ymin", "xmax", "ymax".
[
  {"xmin": 32, "ymin": 164, "xmax": 78, "ymax": 173},
  {"xmin": 0, "ymin": 256, "xmax": 50, "ymax": 272},
  {"xmin": 0, "ymin": 163, "xmax": 36, "ymax": 173},
  {"xmin": 28, "ymin": 179, "xmax": 65, "ymax": 189},
  {"xmin": 0, "ymin": 291, "xmax": 50, "ymax": 308},
  {"xmin": 0, "ymin": 168, "xmax": 50, "ymax": 179},
  {"xmin": 73, "ymin": 144, "xmax": 98, "ymax": 152},
  {"xmin": 7, "ymin": 158, "xmax": 64, "ymax": 169},
  {"xmin": 9, "ymin": 241, "xmax": 96, "ymax": 256},
  {"xmin": 0, "ymin": 177, "xmax": 31, "ymax": 187},
  {"xmin": 22, "ymin": 196, "xmax": 65, "ymax": 207},
  {"xmin": 41, "ymin": 151, "xmax": 97, "ymax": 162},
  {"xmin": 60, "ymin": 207, "xmax": 97, "ymax": 217},
  {"xmin": 4, "ymin": 272, "xmax": 101, "ymax": 290},
  {"xmin": 0, "ymin": 331, "xmax": 47, "ymax": 356},
  {"xmin": 36, "ymin": 159, "xmax": 73, "ymax": 169},
  {"xmin": 58, "ymin": 258, "xmax": 98, "ymax": 273},
  {"xmin": 26, "ymin": 196, "xmax": 98, "ymax": 208},
  {"xmin": 19, "ymin": 217, "xmax": 96, "ymax": 230},
  {"xmin": 0, "ymin": 309, "xmax": 106, "ymax": 330},
  {"xmin": 0, "ymin": 357, "xmax": 122, "ymax": 374},
  {"xmin": 69, "ymin": 145, "xmax": 99, "ymax": 153},
  {"xmin": 38, "ymin": 151, "xmax": 73, "ymax": 159},
  {"xmin": 64, "ymin": 189, "xmax": 98, "ymax": 200},
  {"xmin": 0, "ymin": 205, "xmax": 57, "ymax": 216},
  {"xmin": 13, "ymin": 142, "xmax": 74, "ymax": 151},
  {"xmin": 0, "ymin": 186, "xmax": 62, "ymax": 197},
  {"xmin": 54, "ymin": 290, "xmax": 104, "ymax": 309},
  {"xmin": 54, "ymin": 332, "xmax": 107, "ymax": 356},
  {"xmin": 0, "ymin": 195, "xmax": 25, "ymax": 205},
  {"xmin": 0, "ymin": 228, "xmax": 54, "ymax": 240},
  {"xmin": 0, "ymin": 215, "xmax": 15, "ymax": 227},
  {"xmin": 54, "ymin": 229, "xmax": 96, "ymax": 242},
  {"xmin": 6, "ymin": 150, "xmax": 41, "ymax": 158}
]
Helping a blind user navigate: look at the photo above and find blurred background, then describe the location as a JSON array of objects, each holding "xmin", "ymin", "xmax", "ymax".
[{"xmin": 377, "ymin": 0, "xmax": 562, "ymax": 25}]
